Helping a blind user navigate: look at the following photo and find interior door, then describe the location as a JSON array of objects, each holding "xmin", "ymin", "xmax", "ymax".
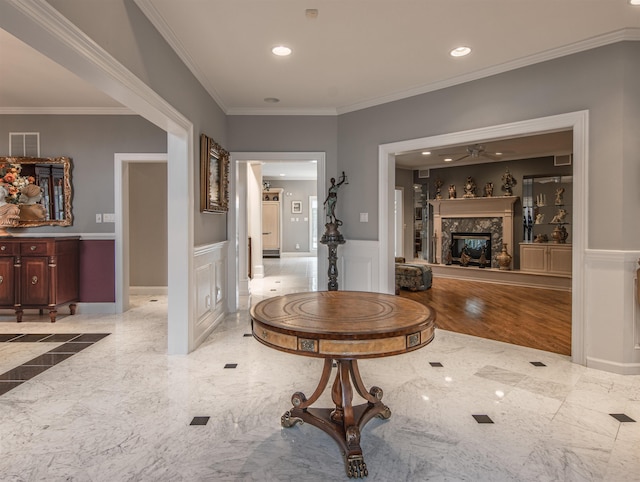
[{"xmin": 262, "ymin": 202, "xmax": 280, "ymax": 250}]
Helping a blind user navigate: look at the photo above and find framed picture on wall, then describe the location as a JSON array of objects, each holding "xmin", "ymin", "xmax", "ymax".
[
  {"xmin": 291, "ymin": 200, "xmax": 303, "ymax": 214},
  {"xmin": 200, "ymin": 133, "xmax": 229, "ymax": 213}
]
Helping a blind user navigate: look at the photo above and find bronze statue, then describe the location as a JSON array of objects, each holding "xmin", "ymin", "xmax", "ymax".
[{"xmin": 324, "ymin": 171, "xmax": 348, "ymax": 226}]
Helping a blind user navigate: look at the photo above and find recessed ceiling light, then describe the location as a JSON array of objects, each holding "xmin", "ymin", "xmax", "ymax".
[
  {"xmin": 422, "ymin": 151, "xmax": 431, "ymax": 156},
  {"xmin": 264, "ymin": 97, "xmax": 280, "ymax": 103},
  {"xmin": 272, "ymin": 45, "xmax": 292, "ymax": 56},
  {"xmin": 444, "ymin": 158, "xmax": 453, "ymax": 162},
  {"xmin": 450, "ymin": 46, "xmax": 471, "ymax": 57},
  {"xmin": 279, "ymin": 173, "xmax": 286, "ymax": 176},
  {"xmin": 630, "ymin": 0, "xmax": 640, "ymax": 5},
  {"xmin": 310, "ymin": 160, "xmax": 317, "ymax": 163}
]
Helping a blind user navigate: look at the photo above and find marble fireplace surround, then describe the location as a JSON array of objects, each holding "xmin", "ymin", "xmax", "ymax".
[{"xmin": 429, "ymin": 197, "xmax": 518, "ymax": 268}]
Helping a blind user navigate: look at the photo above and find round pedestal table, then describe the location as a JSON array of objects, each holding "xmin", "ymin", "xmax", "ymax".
[{"xmin": 251, "ymin": 291, "xmax": 436, "ymax": 478}]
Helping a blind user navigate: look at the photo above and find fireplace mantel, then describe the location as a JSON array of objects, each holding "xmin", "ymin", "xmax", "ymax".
[
  {"xmin": 428, "ymin": 196, "xmax": 518, "ymax": 217},
  {"xmin": 428, "ymin": 196, "xmax": 519, "ymax": 267}
]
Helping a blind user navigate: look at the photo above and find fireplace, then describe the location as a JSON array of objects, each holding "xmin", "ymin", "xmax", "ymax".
[{"xmin": 450, "ymin": 232, "xmax": 491, "ymax": 267}]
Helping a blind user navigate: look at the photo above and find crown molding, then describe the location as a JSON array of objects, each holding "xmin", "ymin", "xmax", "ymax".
[
  {"xmin": 226, "ymin": 107, "xmax": 338, "ymax": 116},
  {"xmin": 337, "ymin": 28, "xmax": 640, "ymax": 115},
  {"xmin": 0, "ymin": 107, "xmax": 135, "ymax": 115}
]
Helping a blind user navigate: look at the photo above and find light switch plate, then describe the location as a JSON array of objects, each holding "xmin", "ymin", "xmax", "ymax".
[{"xmin": 103, "ymin": 213, "xmax": 115, "ymax": 223}]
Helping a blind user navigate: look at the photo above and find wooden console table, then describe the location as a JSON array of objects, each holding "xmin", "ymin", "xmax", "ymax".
[{"xmin": 251, "ymin": 291, "xmax": 436, "ymax": 478}]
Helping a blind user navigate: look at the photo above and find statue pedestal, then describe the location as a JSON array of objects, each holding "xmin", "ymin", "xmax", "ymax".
[{"xmin": 320, "ymin": 223, "xmax": 346, "ymax": 291}]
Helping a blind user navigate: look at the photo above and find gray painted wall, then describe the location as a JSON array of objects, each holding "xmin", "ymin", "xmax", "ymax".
[
  {"xmin": 0, "ymin": 115, "xmax": 166, "ymax": 235},
  {"xmin": 266, "ymin": 180, "xmax": 317, "ymax": 252},
  {"xmin": 129, "ymin": 162, "xmax": 167, "ymax": 287},
  {"xmin": 336, "ymin": 42, "xmax": 639, "ymax": 249},
  {"xmin": 225, "ymin": 42, "xmax": 640, "ymax": 249},
  {"xmin": 48, "ymin": 0, "xmax": 228, "ymax": 246}
]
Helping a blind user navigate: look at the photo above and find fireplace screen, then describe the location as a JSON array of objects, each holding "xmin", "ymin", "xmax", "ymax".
[{"xmin": 450, "ymin": 232, "xmax": 491, "ymax": 267}]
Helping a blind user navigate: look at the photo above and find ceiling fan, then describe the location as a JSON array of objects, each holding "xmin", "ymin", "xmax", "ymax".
[{"xmin": 440, "ymin": 144, "xmax": 503, "ymax": 162}]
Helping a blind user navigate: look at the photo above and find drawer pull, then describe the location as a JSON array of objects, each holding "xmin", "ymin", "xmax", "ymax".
[
  {"xmin": 0, "ymin": 275, "xmax": 3, "ymax": 284},
  {"xmin": 31, "ymin": 276, "xmax": 38, "ymax": 285},
  {"xmin": 0, "ymin": 246, "xmax": 5, "ymax": 251},
  {"xmin": 30, "ymin": 245, "xmax": 37, "ymax": 251}
]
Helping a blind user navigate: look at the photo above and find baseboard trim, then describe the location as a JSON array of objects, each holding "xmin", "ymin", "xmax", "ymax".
[
  {"xmin": 130, "ymin": 286, "xmax": 168, "ymax": 295},
  {"xmin": 586, "ymin": 356, "xmax": 640, "ymax": 375}
]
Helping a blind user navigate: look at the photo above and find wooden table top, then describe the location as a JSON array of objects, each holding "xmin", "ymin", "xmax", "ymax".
[{"xmin": 251, "ymin": 291, "xmax": 436, "ymax": 359}]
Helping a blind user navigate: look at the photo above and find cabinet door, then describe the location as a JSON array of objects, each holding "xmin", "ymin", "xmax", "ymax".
[
  {"xmin": 262, "ymin": 202, "xmax": 280, "ymax": 250},
  {"xmin": 548, "ymin": 246, "xmax": 572, "ymax": 276},
  {"xmin": 520, "ymin": 244, "xmax": 547, "ymax": 273},
  {"xmin": 0, "ymin": 257, "xmax": 15, "ymax": 306},
  {"xmin": 21, "ymin": 257, "xmax": 49, "ymax": 305}
]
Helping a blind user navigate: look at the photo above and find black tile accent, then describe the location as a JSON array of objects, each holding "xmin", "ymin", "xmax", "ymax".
[
  {"xmin": 243, "ymin": 333, "xmax": 252, "ymax": 337},
  {"xmin": 429, "ymin": 362, "xmax": 444, "ymax": 367},
  {"xmin": 0, "ymin": 381, "xmax": 23, "ymax": 395},
  {"xmin": 190, "ymin": 416, "xmax": 210, "ymax": 426},
  {"xmin": 224, "ymin": 363, "xmax": 238, "ymax": 369},
  {"xmin": 23, "ymin": 353, "xmax": 74, "ymax": 366},
  {"xmin": 48, "ymin": 342, "xmax": 94, "ymax": 353},
  {"xmin": 10, "ymin": 333, "xmax": 53, "ymax": 343},
  {"xmin": 44, "ymin": 333, "xmax": 82, "ymax": 342},
  {"xmin": 0, "ymin": 365, "xmax": 51, "ymax": 381},
  {"xmin": 530, "ymin": 361, "xmax": 547, "ymax": 367},
  {"xmin": 610, "ymin": 413, "xmax": 636, "ymax": 423},
  {"xmin": 71, "ymin": 333, "xmax": 110, "ymax": 343},
  {"xmin": 472, "ymin": 414, "xmax": 494, "ymax": 424},
  {"xmin": 0, "ymin": 332, "xmax": 112, "ymax": 397}
]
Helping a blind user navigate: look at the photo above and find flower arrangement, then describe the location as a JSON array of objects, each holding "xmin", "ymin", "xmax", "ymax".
[{"xmin": 0, "ymin": 163, "xmax": 36, "ymax": 204}]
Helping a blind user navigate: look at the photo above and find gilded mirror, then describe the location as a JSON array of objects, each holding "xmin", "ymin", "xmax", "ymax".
[{"xmin": 0, "ymin": 156, "xmax": 73, "ymax": 227}]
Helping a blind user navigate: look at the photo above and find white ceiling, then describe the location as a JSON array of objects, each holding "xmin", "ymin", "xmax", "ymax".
[{"xmin": 0, "ymin": 1, "xmax": 637, "ymax": 170}]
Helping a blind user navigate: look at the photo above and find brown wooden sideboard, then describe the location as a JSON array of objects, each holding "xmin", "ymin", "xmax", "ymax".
[{"xmin": 0, "ymin": 236, "xmax": 79, "ymax": 322}]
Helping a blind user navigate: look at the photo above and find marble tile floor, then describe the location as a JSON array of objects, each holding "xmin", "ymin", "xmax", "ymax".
[{"xmin": 0, "ymin": 258, "xmax": 639, "ymax": 481}]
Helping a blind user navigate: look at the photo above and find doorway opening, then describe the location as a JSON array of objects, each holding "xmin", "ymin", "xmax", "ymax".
[{"xmin": 379, "ymin": 111, "xmax": 588, "ymax": 364}]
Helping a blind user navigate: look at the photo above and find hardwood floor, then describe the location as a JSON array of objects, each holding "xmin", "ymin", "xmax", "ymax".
[{"xmin": 399, "ymin": 278, "xmax": 572, "ymax": 356}]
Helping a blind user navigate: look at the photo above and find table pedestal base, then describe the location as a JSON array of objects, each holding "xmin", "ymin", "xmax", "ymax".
[{"xmin": 281, "ymin": 358, "xmax": 391, "ymax": 478}]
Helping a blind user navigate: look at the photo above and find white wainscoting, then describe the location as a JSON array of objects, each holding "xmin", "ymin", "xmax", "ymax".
[
  {"xmin": 193, "ymin": 241, "xmax": 228, "ymax": 349},
  {"xmin": 584, "ymin": 249, "xmax": 640, "ymax": 375},
  {"xmin": 338, "ymin": 240, "xmax": 381, "ymax": 292}
]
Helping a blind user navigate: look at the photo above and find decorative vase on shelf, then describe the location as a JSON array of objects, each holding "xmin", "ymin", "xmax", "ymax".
[
  {"xmin": 551, "ymin": 225, "xmax": 569, "ymax": 244},
  {"xmin": 496, "ymin": 243, "xmax": 512, "ymax": 270}
]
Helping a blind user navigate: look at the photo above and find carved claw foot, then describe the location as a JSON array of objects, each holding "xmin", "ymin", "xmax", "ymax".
[
  {"xmin": 346, "ymin": 455, "xmax": 368, "ymax": 478},
  {"xmin": 281, "ymin": 410, "xmax": 303, "ymax": 428},
  {"xmin": 376, "ymin": 405, "xmax": 392, "ymax": 420}
]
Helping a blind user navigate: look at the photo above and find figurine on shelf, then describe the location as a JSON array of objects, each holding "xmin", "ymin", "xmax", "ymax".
[
  {"xmin": 535, "ymin": 213, "xmax": 545, "ymax": 224},
  {"xmin": 534, "ymin": 234, "xmax": 549, "ymax": 243},
  {"xmin": 448, "ymin": 184, "xmax": 456, "ymax": 199},
  {"xmin": 434, "ymin": 179, "xmax": 443, "ymax": 200},
  {"xmin": 463, "ymin": 177, "xmax": 476, "ymax": 198},
  {"xmin": 555, "ymin": 187, "xmax": 565, "ymax": 205},
  {"xmin": 484, "ymin": 182, "xmax": 494, "ymax": 197},
  {"xmin": 536, "ymin": 193, "xmax": 546, "ymax": 207},
  {"xmin": 501, "ymin": 167, "xmax": 515, "ymax": 196},
  {"xmin": 459, "ymin": 246, "xmax": 471, "ymax": 267},
  {"xmin": 551, "ymin": 208, "xmax": 568, "ymax": 224}
]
